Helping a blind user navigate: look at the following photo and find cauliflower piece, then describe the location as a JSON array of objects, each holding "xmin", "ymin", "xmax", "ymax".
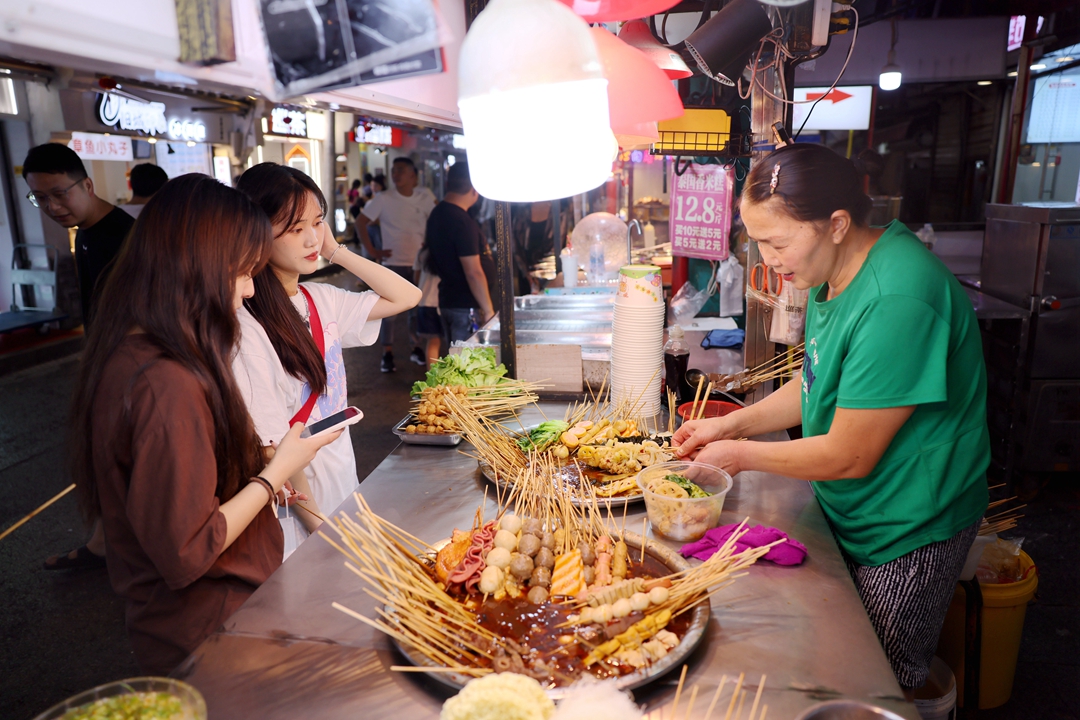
[{"xmin": 441, "ymin": 673, "xmax": 554, "ymax": 720}]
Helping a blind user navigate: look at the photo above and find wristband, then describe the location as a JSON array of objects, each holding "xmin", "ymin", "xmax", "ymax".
[
  {"xmin": 328, "ymin": 244, "xmax": 344, "ymax": 264},
  {"xmin": 249, "ymin": 476, "xmax": 276, "ymax": 507}
]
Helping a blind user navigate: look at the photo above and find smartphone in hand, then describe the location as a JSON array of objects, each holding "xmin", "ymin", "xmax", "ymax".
[{"xmin": 300, "ymin": 406, "xmax": 364, "ymax": 438}]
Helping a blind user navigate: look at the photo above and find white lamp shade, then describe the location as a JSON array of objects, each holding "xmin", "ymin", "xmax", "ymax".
[
  {"xmin": 458, "ymin": 0, "xmax": 613, "ymax": 202},
  {"xmin": 879, "ymin": 67, "xmax": 902, "ymax": 91}
]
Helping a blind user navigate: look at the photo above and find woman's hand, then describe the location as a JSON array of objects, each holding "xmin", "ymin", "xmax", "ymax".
[
  {"xmin": 318, "ymin": 222, "xmax": 342, "ymax": 261},
  {"xmin": 681, "ymin": 440, "xmax": 745, "ymax": 476},
  {"xmin": 672, "ymin": 414, "xmax": 743, "ymax": 458},
  {"xmin": 278, "ymin": 479, "xmax": 309, "ymax": 507},
  {"xmin": 262, "ymin": 423, "xmax": 341, "ymax": 492}
]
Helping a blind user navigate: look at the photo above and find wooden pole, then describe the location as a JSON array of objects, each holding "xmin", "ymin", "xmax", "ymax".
[{"xmin": 998, "ymin": 16, "xmax": 1037, "ymax": 204}]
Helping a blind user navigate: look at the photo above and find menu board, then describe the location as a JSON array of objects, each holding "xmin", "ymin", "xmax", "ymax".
[
  {"xmin": 1027, "ymin": 73, "xmax": 1080, "ymax": 143},
  {"xmin": 155, "ymin": 142, "xmax": 212, "ymax": 179},
  {"xmin": 668, "ymin": 163, "xmax": 733, "ymax": 262}
]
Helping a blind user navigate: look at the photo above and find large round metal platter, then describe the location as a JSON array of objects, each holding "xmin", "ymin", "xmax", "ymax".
[{"xmin": 388, "ymin": 530, "xmax": 710, "ymax": 698}]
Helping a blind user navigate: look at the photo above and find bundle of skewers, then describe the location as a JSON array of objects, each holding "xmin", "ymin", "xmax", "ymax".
[
  {"xmin": 714, "ymin": 343, "xmax": 804, "ymax": 393},
  {"xmin": 406, "ymin": 380, "xmax": 543, "ymax": 435},
  {"xmin": 644, "ymin": 666, "xmax": 772, "ymax": 720},
  {"xmin": 979, "ymin": 486, "xmax": 1025, "ymax": 536}
]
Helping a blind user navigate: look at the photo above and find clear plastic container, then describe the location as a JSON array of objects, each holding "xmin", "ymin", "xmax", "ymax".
[
  {"xmin": 636, "ymin": 461, "xmax": 733, "ymax": 541},
  {"xmin": 32, "ymin": 677, "xmax": 206, "ymax": 720}
]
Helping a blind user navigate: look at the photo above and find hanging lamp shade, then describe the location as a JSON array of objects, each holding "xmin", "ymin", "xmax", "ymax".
[
  {"xmin": 458, "ymin": 0, "xmax": 612, "ymax": 202},
  {"xmin": 615, "ymin": 121, "xmax": 659, "ymax": 150},
  {"xmin": 590, "ymin": 26, "xmax": 683, "ymax": 141},
  {"xmin": 555, "ymin": 0, "xmax": 680, "ymax": 22},
  {"xmin": 684, "ymin": 0, "xmax": 771, "ymax": 86},
  {"xmin": 617, "ymin": 20, "xmax": 692, "ymax": 80}
]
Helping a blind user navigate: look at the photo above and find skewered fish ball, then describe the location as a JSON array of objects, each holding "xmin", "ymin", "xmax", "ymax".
[
  {"xmin": 527, "ymin": 586, "xmax": 549, "ymax": 604},
  {"xmin": 612, "ymin": 598, "xmax": 632, "ymax": 618},
  {"xmin": 648, "ymin": 586, "xmax": 670, "ymax": 605},
  {"xmin": 579, "ymin": 543, "xmax": 596, "ymax": 566},
  {"xmin": 493, "ymin": 529, "xmax": 518, "ymax": 552},
  {"xmin": 629, "ymin": 592, "xmax": 650, "ymax": 612},
  {"xmin": 540, "ymin": 532, "xmax": 555, "ymax": 550},
  {"xmin": 522, "ymin": 518, "xmax": 542, "ymax": 536},
  {"xmin": 486, "ymin": 547, "xmax": 511, "ymax": 569},
  {"xmin": 535, "ymin": 547, "xmax": 555, "ymax": 569},
  {"xmin": 530, "ymin": 566, "xmax": 551, "ymax": 588},
  {"xmin": 500, "ymin": 513, "xmax": 523, "ymax": 534},
  {"xmin": 518, "ymin": 534, "xmax": 541, "ymax": 557},
  {"xmin": 509, "ymin": 553, "xmax": 534, "ymax": 581},
  {"xmin": 478, "ymin": 565, "xmax": 503, "ymax": 594}
]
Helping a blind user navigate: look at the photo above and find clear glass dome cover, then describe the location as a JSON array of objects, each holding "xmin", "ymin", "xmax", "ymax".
[{"xmin": 569, "ymin": 212, "xmax": 629, "ymax": 275}]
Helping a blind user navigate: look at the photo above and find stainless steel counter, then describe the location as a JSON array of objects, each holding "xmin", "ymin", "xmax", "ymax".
[{"xmin": 177, "ymin": 404, "xmax": 918, "ymax": 719}]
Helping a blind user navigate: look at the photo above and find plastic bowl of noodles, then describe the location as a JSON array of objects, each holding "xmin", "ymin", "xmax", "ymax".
[
  {"xmin": 32, "ymin": 677, "xmax": 205, "ymax": 720},
  {"xmin": 636, "ymin": 461, "xmax": 732, "ymax": 542}
]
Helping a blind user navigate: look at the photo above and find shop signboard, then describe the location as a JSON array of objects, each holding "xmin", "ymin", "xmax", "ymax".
[
  {"xmin": 354, "ymin": 122, "xmax": 402, "ymax": 147},
  {"xmin": 96, "ymin": 92, "xmax": 207, "ymax": 143},
  {"xmin": 791, "ymin": 86, "xmax": 873, "ymax": 131},
  {"xmin": 268, "ymin": 107, "xmax": 308, "ymax": 137},
  {"xmin": 668, "ymin": 162, "xmax": 733, "ymax": 261},
  {"xmin": 68, "ymin": 132, "xmax": 133, "ymax": 161}
]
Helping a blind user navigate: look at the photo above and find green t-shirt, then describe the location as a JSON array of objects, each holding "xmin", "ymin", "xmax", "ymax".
[{"xmin": 802, "ymin": 220, "xmax": 989, "ymax": 566}]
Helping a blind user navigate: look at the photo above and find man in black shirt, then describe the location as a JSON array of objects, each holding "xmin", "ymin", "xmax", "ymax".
[
  {"xmin": 23, "ymin": 143, "xmax": 135, "ymax": 570},
  {"xmin": 424, "ymin": 162, "xmax": 495, "ymax": 344},
  {"xmin": 23, "ymin": 143, "xmax": 136, "ymax": 330}
]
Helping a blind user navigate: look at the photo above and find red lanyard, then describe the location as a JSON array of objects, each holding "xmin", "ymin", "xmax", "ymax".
[{"xmin": 289, "ymin": 285, "xmax": 324, "ymax": 426}]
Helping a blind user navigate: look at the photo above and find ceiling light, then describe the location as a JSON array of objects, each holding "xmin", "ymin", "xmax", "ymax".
[
  {"xmin": 1007, "ymin": 71, "xmax": 1018, "ymax": 77},
  {"xmin": 186, "ymin": 141, "xmax": 196, "ymax": 147},
  {"xmin": 1030, "ymin": 63, "xmax": 1046, "ymax": 70},
  {"xmin": 147, "ymin": 137, "xmax": 157, "ymax": 144},
  {"xmin": 684, "ymin": 0, "xmax": 771, "ymax": 86},
  {"xmin": 977, "ymin": 80, "xmax": 992, "ymax": 86},
  {"xmin": 879, "ymin": 18, "xmax": 902, "ymax": 91},
  {"xmin": 1056, "ymin": 57, "xmax": 1074, "ymax": 63},
  {"xmin": 590, "ymin": 26, "xmax": 683, "ymax": 145},
  {"xmin": 617, "ymin": 19, "xmax": 692, "ymax": 80},
  {"xmin": 458, "ymin": 0, "xmax": 612, "ymax": 201},
  {"xmin": 554, "ymin": 0, "xmax": 680, "ymax": 22}
]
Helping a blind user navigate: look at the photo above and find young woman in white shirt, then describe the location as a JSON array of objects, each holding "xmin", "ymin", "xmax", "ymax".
[{"xmin": 232, "ymin": 163, "xmax": 421, "ymax": 535}]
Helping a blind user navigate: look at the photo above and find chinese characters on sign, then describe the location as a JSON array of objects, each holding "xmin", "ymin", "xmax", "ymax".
[
  {"xmin": 68, "ymin": 132, "xmax": 133, "ymax": 162},
  {"xmin": 669, "ymin": 163, "xmax": 733, "ymax": 261},
  {"xmin": 269, "ymin": 107, "xmax": 308, "ymax": 137},
  {"xmin": 354, "ymin": 123, "xmax": 402, "ymax": 146}
]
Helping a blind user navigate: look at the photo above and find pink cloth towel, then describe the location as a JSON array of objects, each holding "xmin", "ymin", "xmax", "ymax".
[{"xmin": 680, "ymin": 524, "xmax": 808, "ymax": 566}]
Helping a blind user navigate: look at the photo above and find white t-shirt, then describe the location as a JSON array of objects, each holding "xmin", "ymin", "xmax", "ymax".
[
  {"xmin": 233, "ymin": 282, "xmax": 381, "ymax": 519},
  {"xmin": 414, "ymin": 250, "xmax": 440, "ymax": 309},
  {"xmin": 361, "ymin": 187, "xmax": 436, "ymax": 268},
  {"xmin": 118, "ymin": 203, "xmax": 144, "ymax": 218}
]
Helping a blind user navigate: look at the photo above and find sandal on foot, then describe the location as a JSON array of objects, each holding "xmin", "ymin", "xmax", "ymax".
[{"xmin": 43, "ymin": 545, "xmax": 106, "ymax": 571}]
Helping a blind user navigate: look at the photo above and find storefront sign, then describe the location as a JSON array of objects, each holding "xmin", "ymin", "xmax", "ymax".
[
  {"xmin": 68, "ymin": 132, "xmax": 133, "ymax": 161},
  {"xmin": 97, "ymin": 92, "xmax": 168, "ymax": 136},
  {"xmin": 1008, "ymin": 15, "xmax": 1043, "ymax": 51},
  {"xmin": 791, "ymin": 86, "xmax": 873, "ymax": 131},
  {"xmin": 96, "ymin": 92, "xmax": 207, "ymax": 142},
  {"xmin": 269, "ymin": 107, "xmax": 308, "ymax": 137},
  {"xmin": 354, "ymin": 123, "xmax": 402, "ymax": 147},
  {"xmin": 669, "ymin": 163, "xmax": 733, "ymax": 261}
]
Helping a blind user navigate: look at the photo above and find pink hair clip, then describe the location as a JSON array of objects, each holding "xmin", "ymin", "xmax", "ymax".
[{"xmin": 769, "ymin": 162, "xmax": 781, "ymax": 195}]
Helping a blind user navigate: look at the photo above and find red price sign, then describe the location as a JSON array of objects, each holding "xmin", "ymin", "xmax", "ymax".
[{"xmin": 669, "ymin": 163, "xmax": 733, "ymax": 261}]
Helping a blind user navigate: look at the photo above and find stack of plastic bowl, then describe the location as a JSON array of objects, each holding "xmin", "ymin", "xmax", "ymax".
[{"xmin": 610, "ymin": 264, "xmax": 665, "ymax": 415}]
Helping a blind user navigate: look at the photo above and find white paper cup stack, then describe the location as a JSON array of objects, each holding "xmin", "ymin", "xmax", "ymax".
[{"xmin": 610, "ymin": 265, "xmax": 665, "ymax": 416}]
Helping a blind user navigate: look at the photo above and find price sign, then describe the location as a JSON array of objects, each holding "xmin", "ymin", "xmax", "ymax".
[{"xmin": 669, "ymin": 163, "xmax": 733, "ymax": 261}]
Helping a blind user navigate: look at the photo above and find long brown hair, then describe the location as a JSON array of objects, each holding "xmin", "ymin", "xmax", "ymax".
[
  {"xmin": 236, "ymin": 163, "xmax": 327, "ymax": 396},
  {"xmin": 743, "ymin": 143, "xmax": 872, "ymax": 226},
  {"xmin": 69, "ymin": 174, "xmax": 272, "ymax": 521}
]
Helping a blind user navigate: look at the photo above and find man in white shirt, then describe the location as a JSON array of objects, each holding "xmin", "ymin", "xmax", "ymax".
[{"xmin": 357, "ymin": 157, "xmax": 436, "ymax": 372}]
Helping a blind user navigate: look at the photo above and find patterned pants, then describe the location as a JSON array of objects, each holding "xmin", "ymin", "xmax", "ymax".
[{"xmin": 844, "ymin": 520, "xmax": 979, "ymax": 690}]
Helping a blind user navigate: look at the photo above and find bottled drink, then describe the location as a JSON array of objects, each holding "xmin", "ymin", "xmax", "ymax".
[
  {"xmin": 588, "ymin": 239, "xmax": 606, "ymax": 285},
  {"xmin": 663, "ymin": 325, "xmax": 690, "ymax": 403}
]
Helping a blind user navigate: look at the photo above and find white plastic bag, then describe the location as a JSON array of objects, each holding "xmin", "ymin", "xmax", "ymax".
[
  {"xmin": 717, "ymin": 257, "xmax": 744, "ymax": 317},
  {"xmin": 669, "ymin": 281, "xmax": 710, "ymax": 325},
  {"xmin": 767, "ymin": 282, "xmax": 809, "ymax": 345},
  {"xmin": 278, "ymin": 497, "xmax": 308, "ymax": 561}
]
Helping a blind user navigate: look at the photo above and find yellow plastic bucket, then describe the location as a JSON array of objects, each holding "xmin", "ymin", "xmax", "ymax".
[{"xmin": 936, "ymin": 550, "xmax": 1038, "ymax": 709}]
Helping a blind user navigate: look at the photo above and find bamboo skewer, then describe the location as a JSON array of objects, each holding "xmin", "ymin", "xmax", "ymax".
[
  {"xmin": 0, "ymin": 483, "xmax": 75, "ymax": 542},
  {"xmin": 690, "ymin": 376, "xmax": 705, "ymax": 420}
]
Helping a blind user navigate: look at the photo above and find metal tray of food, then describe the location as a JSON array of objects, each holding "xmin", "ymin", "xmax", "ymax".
[
  {"xmin": 388, "ymin": 530, "xmax": 709, "ymax": 698},
  {"xmin": 392, "ymin": 415, "xmax": 463, "ymax": 446},
  {"xmin": 478, "ymin": 459, "xmax": 644, "ymax": 508}
]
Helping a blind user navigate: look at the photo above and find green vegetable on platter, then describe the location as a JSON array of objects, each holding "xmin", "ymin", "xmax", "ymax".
[
  {"xmin": 517, "ymin": 421, "xmax": 571, "ymax": 453},
  {"xmin": 664, "ymin": 473, "xmax": 712, "ymax": 498},
  {"xmin": 411, "ymin": 347, "xmax": 508, "ymax": 396}
]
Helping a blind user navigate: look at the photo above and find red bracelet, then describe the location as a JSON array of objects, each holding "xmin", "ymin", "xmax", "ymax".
[{"xmin": 249, "ymin": 476, "xmax": 276, "ymax": 507}]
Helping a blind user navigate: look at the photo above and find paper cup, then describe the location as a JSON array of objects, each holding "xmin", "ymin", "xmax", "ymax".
[{"xmin": 616, "ymin": 265, "xmax": 664, "ymax": 307}]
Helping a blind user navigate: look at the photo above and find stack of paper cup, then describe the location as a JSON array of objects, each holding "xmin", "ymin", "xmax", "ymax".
[{"xmin": 610, "ymin": 265, "xmax": 665, "ymax": 416}]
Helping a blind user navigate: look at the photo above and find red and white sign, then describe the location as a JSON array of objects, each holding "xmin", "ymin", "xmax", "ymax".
[
  {"xmin": 669, "ymin": 163, "xmax": 733, "ymax": 262},
  {"xmin": 354, "ymin": 123, "xmax": 403, "ymax": 147},
  {"xmin": 68, "ymin": 132, "xmax": 133, "ymax": 161},
  {"xmin": 791, "ymin": 85, "xmax": 873, "ymax": 131},
  {"xmin": 1008, "ymin": 16, "xmax": 1043, "ymax": 52}
]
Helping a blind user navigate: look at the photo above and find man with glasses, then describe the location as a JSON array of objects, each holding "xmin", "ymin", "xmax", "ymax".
[
  {"xmin": 23, "ymin": 143, "xmax": 135, "ymax": 331},
  {"xmin": 24, "ymin": 144, "xmax": 135, "ymax": 571}
]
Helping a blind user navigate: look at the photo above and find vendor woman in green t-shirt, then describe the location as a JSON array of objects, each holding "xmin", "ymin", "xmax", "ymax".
[{"xmin": 673, "ymin": 143, "xmax": 989, "ymax": 697}]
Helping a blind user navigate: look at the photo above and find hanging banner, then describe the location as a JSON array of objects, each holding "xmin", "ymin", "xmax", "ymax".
[{"xmin": 669, "ymin": 163, "xmax": 733, "ymax": 261}]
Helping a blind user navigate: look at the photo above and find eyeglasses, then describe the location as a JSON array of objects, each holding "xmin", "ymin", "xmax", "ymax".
[{"xmin": 26, "ymin": 178, "xmax": 84, "ymax": 209}]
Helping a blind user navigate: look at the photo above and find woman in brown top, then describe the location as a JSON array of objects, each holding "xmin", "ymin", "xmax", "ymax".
[{"xmin": 69, "ymin": 174, "xmax": 342, "ymax": 674}]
